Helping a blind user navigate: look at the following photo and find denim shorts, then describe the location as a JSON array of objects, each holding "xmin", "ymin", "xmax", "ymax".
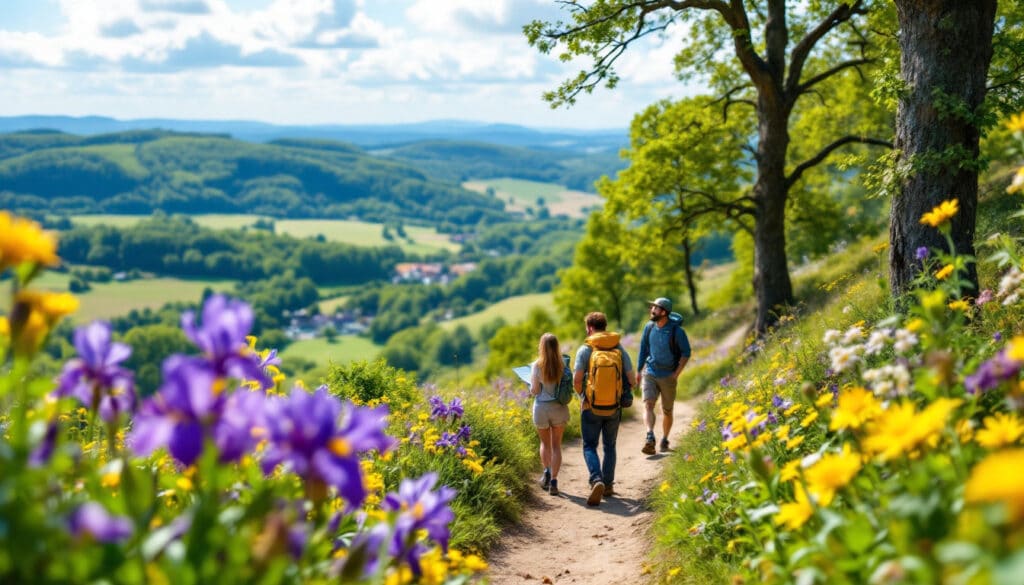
[{"xmin": 533, "ymin": 400, "xmax": 570, "ymax": 429}]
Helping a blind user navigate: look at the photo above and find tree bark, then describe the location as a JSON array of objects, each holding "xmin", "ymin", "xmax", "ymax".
[
  {"xmin": 753, "ymin": 94, "xmax": 795, "ymax": 332},
  {"xmin": 889, "ymin": 0, "xmax": 997, "ymax": 300},
  {"xmin": 682, "ymin": 237, "xmax": 699, "ymax": 316}
]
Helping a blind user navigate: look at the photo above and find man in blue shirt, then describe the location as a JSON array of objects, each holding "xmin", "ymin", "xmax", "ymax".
[
  {"xmin": 637, "ymin": 297, "xmax": 691, "ymax": 454},
  {"xmin": 573, "ymin": 311, "xmax": 636, "ymax": 505}
]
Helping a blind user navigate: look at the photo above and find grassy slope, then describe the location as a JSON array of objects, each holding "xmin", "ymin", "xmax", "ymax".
[
  {"xmin": 439, "ymin": 293, "xmax": 552, "ymax": 332},
  {"xmin": 280, "ymin": 336, "xmax": 381, "ymax": 365},
  {"xmin": 462, "ymin": 178, "xmax": 600, "ymax": 219}
]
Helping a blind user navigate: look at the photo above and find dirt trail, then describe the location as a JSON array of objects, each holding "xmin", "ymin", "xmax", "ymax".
[
  {"xmin": 486, "ymin": 323, "xmax": 747, "ymax": 584},
  {"xmin": 485, "ymin": 399, "xmax": 699, "ymax": 584}
]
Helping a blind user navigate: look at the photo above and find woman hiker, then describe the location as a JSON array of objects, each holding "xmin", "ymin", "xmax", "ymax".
[{"xmin": 531, "ymin": 332, "xmax": 570, "ymax": 496}]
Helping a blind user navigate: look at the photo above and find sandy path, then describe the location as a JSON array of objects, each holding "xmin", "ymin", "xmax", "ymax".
[{"xmin": 485, "ymin": 399, "xmax": 698, "ymax": 584}]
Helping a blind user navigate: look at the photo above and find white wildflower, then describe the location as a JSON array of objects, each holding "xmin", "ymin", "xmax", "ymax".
[
  {"xmin": 892, "ymin": 329, "xmax": 918, "ymax": 353},
  {"xmin": 823, "ymin": 329, "xmax": 841, "ymax": 346},
  {"xmin": 842, "ymin": 326, "xmax": 865, "ymax": 345},
  {"xmin": 864, "ymin": 329, "xmax": 893, "ymax": 356}
]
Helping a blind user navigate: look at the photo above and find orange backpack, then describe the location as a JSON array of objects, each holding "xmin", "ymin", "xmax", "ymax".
[{"xmin": 585, "ymin": 331, "xmax": 623, "ymax": 416}]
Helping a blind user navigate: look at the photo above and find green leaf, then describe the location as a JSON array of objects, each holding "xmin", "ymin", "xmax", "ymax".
[{"xmin": 840, "ymin": 514, "xmax": 874, "ymax": 554}]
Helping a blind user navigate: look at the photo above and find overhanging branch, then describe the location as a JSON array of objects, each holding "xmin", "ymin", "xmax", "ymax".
[{"xmin": 786, "ymin": 135, "xmax": 892, "ymax": 188}]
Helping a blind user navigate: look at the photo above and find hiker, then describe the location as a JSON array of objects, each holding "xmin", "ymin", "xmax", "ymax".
[
  {"xmin": 573, "ymin": 311, "xmax": 636, "ymax": 506},
  {"xmin": 637, "ymin": 297, "xmax": 691, "ymax": 455},
  {"xmin": 531, "ymin": 332, "xmax": 570, "ymax": 496}
]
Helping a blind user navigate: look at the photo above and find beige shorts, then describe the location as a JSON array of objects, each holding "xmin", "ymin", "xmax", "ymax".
[
  {"xmin": 641, "ymin": 374, "xmax": 677, "ymax": 415},
  {"xmin": 533, "ymin": 400, "xmax": 570, "ymax": 429}
]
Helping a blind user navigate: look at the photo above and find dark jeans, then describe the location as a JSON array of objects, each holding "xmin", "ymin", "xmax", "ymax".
[{"xmin": 580, "ymin": 408, "xmax": 620, "ymax": 487}]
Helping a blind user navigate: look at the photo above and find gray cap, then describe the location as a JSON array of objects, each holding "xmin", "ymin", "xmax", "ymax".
[{"xmin": 647, "ymin": 297, "xmax": 672, "ymax": 312}]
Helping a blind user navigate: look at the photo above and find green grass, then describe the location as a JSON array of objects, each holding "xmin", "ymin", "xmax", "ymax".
[
  {"xmin": 79, "ymin": 144, "xmax": 149, "ymax": 178},
  {"xmin": 462, "ymin": 178, "xmax": 601, "ymax": 219},
  {"xmin": 465, "ymin": 178, "xmax": 568, "ymax": 203},
  {"xmin": 0, "ymin": 276, "xmax": 233, "ymax": 323},
  {"xmin": 439, "ymin": 293, "xmax": 552, "ymax": 332},
  {"xmin": 281, "ymin": 336, "xmax": 381, "ymax": 366},
  {"xmin": 317, "ymin": 296, "xmax": 349, "ymax": 315},
  {"xmin": 67, "ymin": 214, "xmax": 460, "ymax": 254}
]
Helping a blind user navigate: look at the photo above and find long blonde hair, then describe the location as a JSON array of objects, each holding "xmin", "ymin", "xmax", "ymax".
[{"xmin": 536, "ymin": 332, "xmax": 563, "ymax": 385}]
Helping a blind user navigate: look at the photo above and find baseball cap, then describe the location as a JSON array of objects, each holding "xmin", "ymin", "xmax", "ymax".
[{"xmin": 646, "ymin": 297, "xmax": 672, "ymax": 312}]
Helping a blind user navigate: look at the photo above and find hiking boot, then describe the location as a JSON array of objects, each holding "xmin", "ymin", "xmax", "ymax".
[
  {"xmin": 642, "ymin": 432, "xmax": 656, "ymax": 455},
  {"xmin": 660, "ymin": 438, "xmax": 670, "ymax": 453},
  {"xmin": 603, "ymin": 485, "xmax": 615, "ymax": 498},
  {"xmin": 549, "ymin": 479, "xmax": 559, "ymax": 496},
  {"xmin": 587, "ymin": 481, "xmax": 605, "ymax": 506},
  {"xmin": 540, "ymin": 469, "xmax": 551, "ymax": 491}
]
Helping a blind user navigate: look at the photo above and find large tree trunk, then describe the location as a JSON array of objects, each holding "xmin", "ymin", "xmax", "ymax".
[
  {"xmin": 682, "ymin": 237, "xmax": 699, "ymax": 316},
  {"xmin": 889, "ymin": 0, "xmax": 997, "ymax": 299},
  {"xmin": 753, "ymin": 96, "xmax": 795, "ymax": 333}
]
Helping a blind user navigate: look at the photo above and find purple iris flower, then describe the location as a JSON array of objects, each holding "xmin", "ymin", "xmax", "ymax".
[
  {"xmin": 771, "ymin": 394, "xmax": 793, "ymax": 411},
  {"xmin": 446, "ymin": 398, "xmax": 464, "ymax": 420},
  {"xmin": 697, "ymin": 420, "xmax": 707, "ymax": 432},
  {"xmin": 68, "ymin": 502, "xmax": 133, "ymax": 543},
  {"xmin": 455, "ymin": 424, "xmax": 472, "ymax": 443},
  {"xmin": 965, "ymin": 351, "xmax": 1022, "ymax": 394},
  {"xmin": 994, "ymin": 332, "xmax": 1003, "ymax": 342},
  {"xmin": 382, "ymin": 472, "xmax": 456, "ymax": 576},
  {"xmin": 346, "ymin": 522, "xmax": 391, "ymax": 577},
  {"xmin": 915, "ymin": 247, "xmax": 929, "ymax": 261},
  {"xmin": 54, "ymin": 321, "xmax": 136, "ymax": 422},
  {"xmin": 428, "ymin": 395, "xmax": 448, "ymax": 420},
  {"xmin": 258, "ymin": 348, "xmax": 281, "ymax": 368},
  {"xmin": 29, "ymin": 420, "xmax": 59, "ymax": 467},
  {"xmin": 261, "ymin": 386, "xmax": 393, "ymax": 508},
  {"xmin": 434, "ymin": 432, "xmax": 458, "ymax": 450},
  {"xmin": 129, "ymin": 355, "xmax": 260, "ymax": 466},
  {"xmin": 182, "ymin": 295, "xmax": 270, "ymax": 389}
]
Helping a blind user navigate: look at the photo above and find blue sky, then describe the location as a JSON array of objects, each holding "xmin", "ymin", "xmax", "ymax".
[{"xmin": 0, "ymin": 0, "xmax": 701, "ymax": 129}]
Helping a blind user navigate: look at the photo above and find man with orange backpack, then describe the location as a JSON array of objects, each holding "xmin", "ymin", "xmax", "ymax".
[{"xmin": 573, "ymin": 311, "xmax": 636, "ymax": 506}]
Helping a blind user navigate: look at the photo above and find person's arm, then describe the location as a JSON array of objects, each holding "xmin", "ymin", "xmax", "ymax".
[
  {"xmin": 530, "ymin": 364, "xmax": 542, "ymax": 396},
  {"xmin": 637, "ymin": 324, "xmax": 650, "ymax": 379},
  {"xmin": 573, "ymin": 347, "xmax": 587, "ymax": 395},
  {"xmin": 619, "ymin": 345, "xmax": 637, "ymax": 388},
  {"xmin": 673, "ymin": 327, "xmax": 692, "ymax": 379}
]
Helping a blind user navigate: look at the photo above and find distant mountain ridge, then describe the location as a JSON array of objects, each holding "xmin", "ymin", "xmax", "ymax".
[{"xmin": 0, "ymin": 115, "xmax": 627, "ymax": 152}]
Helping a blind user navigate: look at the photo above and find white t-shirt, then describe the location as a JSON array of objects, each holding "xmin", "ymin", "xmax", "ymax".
[{"xmin": 531, "ymin": 360, "xmax": 559, "ymax": 402}]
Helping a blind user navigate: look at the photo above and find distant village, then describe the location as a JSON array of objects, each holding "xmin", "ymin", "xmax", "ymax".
[{"xmin": 284, "ymin": 261, "xmax": 478, "ymax": 340}]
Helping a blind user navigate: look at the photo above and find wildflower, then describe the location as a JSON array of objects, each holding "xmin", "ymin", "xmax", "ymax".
[
  {"xmin": 786, "ymin": 435, "xmax": 805, "ymax": 450},
  {"xmin": 919, "ymin": 198, "xmax": 959, "ymax": 228},
  {"xmin": 935, "ymin": 264, "xmax": 954, "ymax": 280},
  {"xmin": 1008, "ymin": 113, "xmax": 1024, "ymax": 132},
  {"xmin": 948, "ymin": 299, "xmax": 970, "ymax": 312},
  {"xmin": 804, "ymin": 445, "xmax": 861, "ymax": 506},
  {"xmin": 68, "ymin": 502, "xmax": 133, "ymax": 543},
  {"xmin": 863, "ymin": 364, "xmax": 912, "ymax": 397},
  {"xmin": 1011, "ymin": 167, "xmax": 1024, "ymax": 194},
  {"xmin": 830, "ymin": 387, "xmax": 881, "ymax": 431},
  {"xmin": 915, "ymin": 246, "xmax": 929, "ymax": 261},
  {"xmin": 1008, "ymin": 336, "xmax": 1024, "ymax": 362},
  {"xmin": 130, "ymin": 356, "xmax": 266, "ymax": 466},
  {"xmin": 382, "ymin": 473, "xmax": 457, "ymax": 576},
  {"xmin": 0, "ymin": 211, "xmax": 59, "ymax": 271},
  {"xmin": 182, "ymin": 295, "xmax": 270, "ymax": 388},
  {"xmin": 822, "ymin": 329, "xmax": 841, "ymax": 346},
  {"xmin": 975, "ymin": 413, "xmax": 1024, "ymax": 449},
  {"xmin": 964, "ymin": 351, "xmax": 1022, "ymax": 394},
  {"xmin": 261, "ymin": 386, "xmax": 393, "ymax": 508},
  {"xmin": 893, "ymin": 328, "xmax": 919, "ymax": 353},
  {"xmin": 54, "ymin": 321, "xmax": 136, "ymax": 423},
  {"xmin": 774, "ymin": 483, "xmax": 813, "ymax": 530},
  {"xmin": 964, "ymin": 449, "xmax": 1024, "ymax": 521},
  {"xmin": 29, "ymin": 420, "xmax": 59, "ymax": 467},
  {"xmin": 780, "ymin": 459, "xmax": 801, "ymax": 482},
  {"xmin": 976, "ymin": 289, "xmax": 994, "ymax": 305},
  {"xmin": 864, "ymin": 399, "xmax": 961, "ymax": 460},
  {"xmin": 997, "ymin": 266, "xmax": 1024, "ymax": 305}
]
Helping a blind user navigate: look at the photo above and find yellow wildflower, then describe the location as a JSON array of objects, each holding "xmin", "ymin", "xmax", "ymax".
[
  {"xmin": 1006, "ymin": 336, "xmax": 1024, "ymax": 362},
  {"xmin": 947, "ymin": 299, "xmax": 970, "ymax": 312},
  {"xmin": 864, "ymin": 398, "xmax": 961, "ymax": 460},
  {"xmin": 964, "ymin": 449, "xmax": 1024, "ymax": 521},
  {"xmin": 699, "ymin": 472, "xmax": 713, "ymax": 483},
  {"xmin": 976, "ymin": 412, "xmax": 1024, "ymax": 449},
  {"xmin": 659, "ymin": 481, "xmax": 670, "ymax": 494},
  {"xmin": 0, "ymin": 317, "xmax": 8, "ymax": 338},
  {"xmin": 905, "ymin": 318, "xmax": 926, "ymax": 333},
  {"xmin": 1007, "ymin": 113, "xmax": 1024, "ymax": 132},
  {"xmin": 0, "ymin": 211, "xmax": 60, "ymax": 270},
  {"xmin": 814, "ymin": 393, "xmax": 834, "ymax": 409},
  {"xmin": 804, "ymin": 445, "xmax": 861, "ymax": 506},
  {"xmin": 786, "ymin": 435, "xmax": 805, "ymax": 450},
  {"xmin": 800, "ymin": 411, "xmax": 819, "ymax": 428},
  {"xmin": 774, "ymin": 424, "xmax": 791, "ymax": 441},
  {"xmin": 919, "ymin": 199, "xmax": 959, "ymax": 228},
  {"xmin": 830, "ymin": 387, "xmax": 881, "ymax": 431},
  {"xmin": 935, "ymin": 264, "xmax": 955, "ymax": 280},
  {"xmin": 1010, "ymin": 167, "xmax": 1024, "ymax": 194},
  {"xmin": 774, "ymin": 483, "xmax": 813, "ymax": 530},
  {"xmin": 780, "ymin": 459, "xmax": 801, "ymax": 482}
]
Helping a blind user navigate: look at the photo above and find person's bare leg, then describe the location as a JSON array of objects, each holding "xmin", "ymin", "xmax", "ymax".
[
  {"xmin": 644, "ymin": 399, "xmax": 657, "ymax": 434},
  {"xmin": 549, "ymin": 425, "xmax": 565, "ymax": 478},
  {"xmin": 536, "ymin": 427, "xmax": 552, "ymax": 469}
]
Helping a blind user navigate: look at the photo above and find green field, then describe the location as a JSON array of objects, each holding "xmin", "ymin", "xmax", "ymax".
[
  {"xmin": 280, "ymin": 336, "xmax": 381, "ymax": 366},
  {"xmin": 317, "ymin": 296, "xmax": 349, "ymax": 315},
  {"xmin": 68, "ymin": 214, "xmax": 459, "ymax": 254},
  {"xmin": 462, "ymin": 178, "xmax": 600, "ymax": 219},
  {"xmin": 1, "ymin": 276, "xmax": 234, "ymax": 323},
  {"xmin": 440, "ymin": 293, "xmax": 553, "ymax": 332}
]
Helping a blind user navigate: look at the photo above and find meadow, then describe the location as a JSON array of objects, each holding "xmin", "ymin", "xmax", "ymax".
[
  {"xmin": 280, "ymin": 335, "xmax": 381, "ymax": 366},
  {"xmin": 69, "ymin": 214, "xmax": 461, "ymax": 254},
  {"xmin": 0, "ymin": 273, "xmax": 233, "ymax": 323},
  {"xmin": 462, "ymin": 177, "xmax": 600, "ymax": 218},
  {"xmin": 439, "ymin": 293, "xmax": 552, "ymax": 332}
]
